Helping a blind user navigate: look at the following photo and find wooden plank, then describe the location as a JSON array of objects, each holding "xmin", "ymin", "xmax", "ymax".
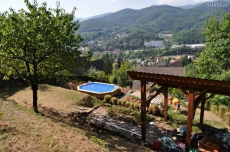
[
  {"xmin": 127, "ymin": 71, "xmax": 230, "ymax": 94},
  {"xmin": 194, "ymin": 89, "xmax": 208, "ymax": 99},
  {"xmin": 163, "ymin": 88, "xmax": 168, "ymax": 121},
  {"xmin": 178, "ymin": 86, "xmax": 189, "ymax": 98},
  {"xmin": 141, "ymin": 80, "xmax": 146, "ymax": 141},
  {"xmin": 205, "ymin": 93, "xmax": 215, "ymax": 100},
  {"xmin": 186, "ymin": 88, "xmax": 194, "ymax": 151},
  {"xmin": 146, "ymin": 86, "xmax": 167, "ymax": 107},
  {"xmin": 146, "ymin": 82, "xmax": 157, "ymax": 93},
  {"xmin": 200, "ymin": 95, "xmax": 206, "ymax": 130},
  {"xmin": 193, "ymin": 94, "xmax": 204, "ymax": 118}
]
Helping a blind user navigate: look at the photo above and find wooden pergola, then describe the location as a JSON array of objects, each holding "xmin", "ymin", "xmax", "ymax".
[{"xmin": 127, "ymin": 71, "xmax": 230, "ymax": 151}]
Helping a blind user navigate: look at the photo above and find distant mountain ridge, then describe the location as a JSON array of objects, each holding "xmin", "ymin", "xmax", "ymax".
[
  {"xmin": 179, "ymin": 1, "xmax": 210, "ymax": 9},
  {"xmin": 75, "ymin": 12, "xmax": 113, "ymax": 22},
  {"xmin": 79, "ymin": 1, "xmax": 230, "ymax": 33}
]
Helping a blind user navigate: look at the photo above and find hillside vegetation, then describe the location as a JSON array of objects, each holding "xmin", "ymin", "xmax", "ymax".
[
  {"xmin": 80, "ymin": 2, "xmax": 230, "ymax": 33},
  {"xmin": 79, "ymin": 1, "xmax": 230, "ymax": 50}
]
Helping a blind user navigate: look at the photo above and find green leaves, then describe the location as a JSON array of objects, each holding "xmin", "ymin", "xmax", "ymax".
[{"xmin": 196, "ymin": 13, "xmax": 230, "ymax": 80}]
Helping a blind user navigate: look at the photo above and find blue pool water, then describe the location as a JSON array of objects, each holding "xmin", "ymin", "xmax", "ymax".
[{"xmin": 79, "ymin": 82, "xmax": 116, "ymax": 93}]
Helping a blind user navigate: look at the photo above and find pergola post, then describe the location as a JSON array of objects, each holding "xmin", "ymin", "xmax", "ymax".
[
  {"xmin": 200, "ymin": 94, "xmax": 206, "ymax": 130},
  {"xmin": 163, "ymin": 88, "xmax": 168, "ymax": 121},
  {"xmin": 141, "ymin": 80, "xmax": 146, "ymax": 141},
  {"xmin": 186, "ymin": 88, "xmax": 194, "ymax": 151}
]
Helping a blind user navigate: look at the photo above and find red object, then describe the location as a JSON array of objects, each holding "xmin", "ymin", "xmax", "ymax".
[{"xmin": 152, "ymin": 139, "xmax": 162, "ymax": 150}]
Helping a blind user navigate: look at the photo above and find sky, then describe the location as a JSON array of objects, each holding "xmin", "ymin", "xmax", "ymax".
[{"xmin": 0, "ymin": 0, "xmax": 212, "ymax": 18}]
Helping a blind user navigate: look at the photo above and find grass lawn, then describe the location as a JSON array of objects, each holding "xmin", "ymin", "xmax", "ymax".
[{"xmin": 0, "ymin": 84, "xmax": 152, "ymax": 152}]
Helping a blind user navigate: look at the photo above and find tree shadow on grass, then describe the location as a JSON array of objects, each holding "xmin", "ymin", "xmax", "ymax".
[
  {"xmin": 38, "ymin": 84, "xmax": 51, "ymax": 92},
  {"xmin": 0, "ymin": 86, "xmax": 27, "ymax": 99},
  {"xmin": 38, "ymin": 106, "xmax": 152, "ymax": 152},
  {"xmin": 0, "ymin": 84, "xmax": 52, "ymax": 100},
  {"xmin": 194, "ymin": 123, "xmax": 229, "ymax": 133},
  {"xmin": 180, "ymin": 109, "xmax": 188, "ymax": 116}
]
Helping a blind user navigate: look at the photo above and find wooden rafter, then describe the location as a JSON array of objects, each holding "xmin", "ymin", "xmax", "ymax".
[
  {"xmin": 205, "ymin": 93, "xmax": 215, "ymax": 100},
  {"xmin": 127, "ymin": 70, "xmax": 230, "ymax": 151},
  {"xmin": 146, "ymin": 82, "xmax": 157, "ymax": 93},
  {"xmin": 193, "ymin": 93, "xmax": 206, "ymax": 119},
  {"xmin": 146, "ymin": 85, "xmax": 167, "ymax": 107},
  {"xmin": 195, "ymin": 89, "xmax": 208, "ymax": 99},
  {"xmin": 127, "ymin": 71, "xmax": 230, "ymax": 95},
  {"xmin": 178, "ymin": 86, "xmax": 188, "ymax": 98},
  {"xmin": 140, "ymin": 80, "xmax": 146, "ymax": 141}
]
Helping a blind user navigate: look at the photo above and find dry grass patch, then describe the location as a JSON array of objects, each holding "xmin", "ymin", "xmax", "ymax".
[
  {"xmin": 1, "ymin": 85, "xmax": 152, "ymax": 152},
  {"xmin": 0, "ymin": 101, "xmax": 104, "ymax": 152},
  {"xmin": 7, "ymin": 84, "xmax": 97, "ymax": 113}
]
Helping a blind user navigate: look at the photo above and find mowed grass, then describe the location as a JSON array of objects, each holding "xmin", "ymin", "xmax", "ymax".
[
  {"xmin": 0, "ymin": 84, "xmax": 151, "ymax": 152},
  {"xmin": 7, "ymin": 84, "xmax": 97, "ymax": 112},
  {"xmin": 0, "ymin": 101, "xmax": 104, "ymax": 152}
]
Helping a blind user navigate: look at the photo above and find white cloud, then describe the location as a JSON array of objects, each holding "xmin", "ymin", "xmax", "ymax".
[{"xmin": 110, "ymin": 0, "xmax": 117, "ymax": 2}]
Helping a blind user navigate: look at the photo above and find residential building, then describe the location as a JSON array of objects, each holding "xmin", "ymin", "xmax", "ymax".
[
  {"xmin": 156, "ymin": 57, "xmax": 166, "ymax": 67},
  {"xmin": 144, "ymin": 41, "xmax": 164, "ymax": 48}
]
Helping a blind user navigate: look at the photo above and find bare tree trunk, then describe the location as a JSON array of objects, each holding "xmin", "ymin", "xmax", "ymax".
[
  {"xmin": 31, "ymin": 81, "xmax": 38, "ymax": 113},
  {"xmin": 26, "ymin": 61, "xmax": 39, "ymax": 113}
]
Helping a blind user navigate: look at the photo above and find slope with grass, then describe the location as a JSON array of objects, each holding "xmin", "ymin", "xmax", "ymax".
[
  {"xmin": 0, "ymin": 100, "xmax": 104, "ymax": 151},
  {"xmin": 0, "ymin": 84, "xmax": 151, "ymax": 151},
  {"xmin": 7, "ymin": 84, "xmax": 100, "ymax": 113}
]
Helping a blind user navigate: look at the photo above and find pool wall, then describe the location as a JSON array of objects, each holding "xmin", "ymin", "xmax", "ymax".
[{"xmin": 77, "ymin": 82, "xmax": 119, "ymax": 98}]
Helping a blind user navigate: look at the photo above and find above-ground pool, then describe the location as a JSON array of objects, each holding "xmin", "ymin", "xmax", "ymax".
[{"xmin": 77, "ymin": 82, "xmax": 119, "ymax": 98}]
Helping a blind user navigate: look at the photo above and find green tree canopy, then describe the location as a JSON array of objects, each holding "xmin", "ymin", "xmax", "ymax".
[
  {"xmin": 103, "ymin": 53, "xmax": 113, "ymax": 75},
  {"xmin": 195, "ymin": 13, "xmax": 230, "ymax": 80},
  {"xmin": 193, "ymin": 13, "xmax": 230, "ymax": 106},
  {"xmin": 117, "ymin": 60, "xmax": 132, "ymax": 87},
  {"xmin": 0, "ymin": 0, "xmax": 90, "ymax": 112}
]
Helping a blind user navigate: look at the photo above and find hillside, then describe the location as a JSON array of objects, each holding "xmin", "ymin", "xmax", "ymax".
[
  {"xmin": 78, "ymin": 1, "xmax": 230, "ymax": 50},
  {"xmin": 80, "ymin": 1, "xmax": 230, "ymax": 33},
  {"xmin": 0, "ymin": 84, "xmax": 150, "ymax": 151}
]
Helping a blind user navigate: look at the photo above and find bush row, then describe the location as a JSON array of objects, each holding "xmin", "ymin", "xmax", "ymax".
[
  {"xmin": 206, "ymin": 102, "xmax": 230, "ymax": 126},
  {"xmin": 103, "ymin": 95, "xmax": 164, "ymax": 116}
]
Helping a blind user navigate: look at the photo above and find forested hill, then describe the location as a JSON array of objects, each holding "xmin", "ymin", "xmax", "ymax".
[{"xmin": 79, "ymin": 1, "xmax": 230, "ymax": 33}]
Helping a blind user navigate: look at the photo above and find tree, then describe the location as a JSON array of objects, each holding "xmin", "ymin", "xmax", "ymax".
[
  {"xmin": 0, "ymin": 0, "xmax": 90, "ymax": 112},
  {"xmin": 196, "ymin": 13, "xmax": 230, "ymax": 80},
  {"xmin": 103, "ymin": 53, "xmax": 113, "ymax": 75},
  {"xmin": 194, "ymin": 13, "xmax": 230, "ymax": 106},
  {"xmin": 117, "ymin": 61, "xmax": 132, "ymax": 87}
]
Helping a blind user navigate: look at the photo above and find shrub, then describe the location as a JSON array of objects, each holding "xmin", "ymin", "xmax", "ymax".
[
  {"xmin": 205, "ymin": 100, "xmax": 211, "ymax": 110},
  {"xmin": 104, "ymin": 95, "xmax": 112, "ymax": 103},
  {"xmin": 129, "ymin": 102, "xmax": 135, "ymax": 109},
  {"xmin": 91, "ymin": 97, "xmax": 102, "ymax": 107},
  {"xmin": 108, "ymin": 74, "xmax": 115, "ymax": 84},
  {"xmin": 97, "ymin": 71, "xmax": 107, "ymax": 82},
  {"xmin": 159, "ymin": 108, "xmax": 164, "ymax": 116},
  {"xmin": 211, "ymin": 104, "xmax": 218, "ymax": 116},
  {"xmin": 138, "ymin": 103, "xmax": 141, "ymax": 109},
  {"xmin": 134, "ymin": 103, "xmax": 140, "ymax": 109},
  {"xmin": 78, "ymin": 96, "xmax": 94, "ymax": 107},
  {"xmin": 117, "ymin": 100, "xmax": 121, "ymax": 105},
  {"xmin": 219, "ymin": 105, "xmax": 228, "ymax": 119},
  {"xmin": 148, "ymin": 105, "xmax": 154, "ymax": 114},
  {"xmin": 149, "ymin": 104, "xmax": 160, "ymax": 116},
  {"xmin": 121, "ymin": 100, "xmax": 126, "ymax": 106},
  {"xmin": 110, "ymin": 97, "xmax": 118, "ymax": 105},
  {"xmin": 125, "ymin": 102, "xmax": 130, "ymax": 107},
  {"xmin": 225, "ymin": 112, "xmax": 230, "ymax": 126},
  {"xmin": 87, "ymin": 67, "xmax": 98, "ymax": 79}
]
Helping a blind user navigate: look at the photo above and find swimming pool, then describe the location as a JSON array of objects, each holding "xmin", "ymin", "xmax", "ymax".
[{"xmin": 77, "ymin": 82, "xmax": 119, "ymax": 98}]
